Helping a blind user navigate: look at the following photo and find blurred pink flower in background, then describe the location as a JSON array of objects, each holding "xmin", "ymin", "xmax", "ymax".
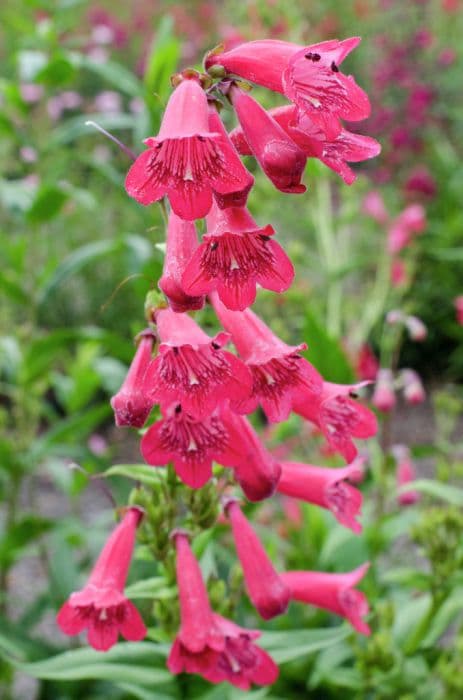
[
  {"xmin": 454, "ymin": 296, "xmax": 463, "ymax": 325},
  {"xmin": 393, "ymin": 445, "xmax": 420, "ymax": 505}
]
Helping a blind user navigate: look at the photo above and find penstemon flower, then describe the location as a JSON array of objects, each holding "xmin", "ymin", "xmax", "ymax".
[
  {"xmin": 205, "ymin": 38, "xmax": 370, "ymax": 139},
  {"xmin": 168, "ymin": 532, "xmax": 279, "ymax": 689},
  {"xmin": 110, "ymin": 330, "xmax": 156, "ymax": 428},
  {"xmin": 125, "ymin": 74, "xmax": 250, "ymax": 220},
  {"xmin": 181, "ymin": 201, "xmax": 294, "ymax": 310},
  {"xmin": 56, "ymin": 507, "xmax": 146, "ymax": 651}
]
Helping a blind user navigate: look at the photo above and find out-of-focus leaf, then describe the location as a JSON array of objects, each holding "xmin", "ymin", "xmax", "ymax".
[
  {"xmin": 392, "ymin": 594, "xmax": 432, "ymax": 648},
  {"xmin": 259, "ymin": 627, "xmax": 349, "ymax": 664},
  {"xmin": 72, "ymin": 53, "xmax": 143, "ymax": 97},
  {"xmin": 302, "ymin": 308, "xmax": 354, "ymax": 383},
  {"xmin": 421, "ymin": 587, "xmax": 463, "ymax": 647},
  {"xmin": 27, "ymin": 184, "xmax": 68, "ymax": 223},
  {"xmin": 399, "ymin": 479, "xmax": 463, "ymax": 506},
  {"xmin": 0, "ymin": 616, "xmax": 51, "ymax": 663},
  {"xmin": 31, "ymin": 404, "xmax": 112, "ymax": 458},
  {"xmin": 17, "ymin": 642, "xmax": 172, "ymax": 685},
  {"xmin": 144, "ymin": 16, "xmax": 180, "ymax": 104},
  {"xmin": 0, "ymin": 272, "xmax": 29, "ymax": 304},
  {"xmin": 382, "ymin": 567, "xmax": 431, "ymax": 590},
  {"xmin": 0, "ymin": 515, "xmax": 53, "ymax": 568},
  {"xmin": 104, "ymin": 464, "xmax": 164, "ymax": 487},
  {"xmin": 35, "ymin": 54, "xmax": 76, "ymax": 86},
  {"xmin": 124, "ymin": 577, "xmax": 171, "ymax": 600}
]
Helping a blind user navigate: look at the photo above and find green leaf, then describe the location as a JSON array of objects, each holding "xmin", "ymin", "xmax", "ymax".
[
  {"xmin": 31, "ymin": 404, "xmax": 112, "ymax": 458},
  {"xmin": 0, "ymin": 515, "xmax": 53, "ymax": 568},
  {"xmin": 73, "ymin": 53, "xmax": 143, "ymax": 97},
  {"xmin": 259, "ymin": 627, "xmax": 349, "ymax": 664},
  {"xmin": 125, "ymin": 577, "xmax": 175, "ymax": 600},
  {"xmin": 27, "ymin": 185, "xmax": 68, "ymax": 223},
  {"xmin": 17, "ymin": 642, "xmax": 172, "ymax": 685},
  {"xmin": 144, "ymin": 16, "xmax": 180, "ymax": 103},
  {"xmin": 399, "ymin": 479, "xmax": 463, "ymax": 506},
  {"xmin": 302, "ymin": 308, "xmax": 354, "ymax": 383},
  {"xmin": 104, "ymin": 464, "xmax": 165, "ymax": 487},
  {"xmin": 421, "ymin": 587, "xmax": 463, "ymax": 647}
]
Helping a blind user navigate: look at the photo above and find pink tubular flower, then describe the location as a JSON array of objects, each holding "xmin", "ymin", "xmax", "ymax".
[
  {"xmin": 293, "ymin": 382, "xmax": 377, "ymax": 462},
  {"xmin": 404, "ymin": 315, "xmax": 427, "ymax": 342},
  {"xmin": 56, "ymin": 507, "xmax": 147, "ymax": 651},
  {"xmin": 110, "ymin": 330, "xmax": 156, "ymax": 427},
  {"xmin": 455, "ymin": 296, "xmax": 463, "ymax": 325},
  {"xmin": 221, "ymin": 406, "xmax": 282, "ymax": 501},
  {"xmin": 141, "ymin": 403, "xmax": 280, "ymax": 498},
  {"xmin": 281, "ymin": 563, "xmax": 371, "ymax": 635},
  {"xmin": 125, "ymin": 75, "xmax": 250, "ymax": 220},
  {"xmin": 225, "ymin": 499, "xmax": 290, "ymax": 619},
  {"xmin": 168, "ymin": 532, "xmax": 279, "ymax": 690},
  {"xmin": 232, "ymin": 105, "xmax": 380, "ymax": 185},
  {"xmin": 212, "ymin": 294, "xmax": 322, "ymax": 422},
  {"xmin": 206, "ymin": 38, "xmax": 370, "ymax": 140},
  {"xmin": 387, "ymin": 203, "xmax": 426, "ymax": 254},
  {"xmin": 181, "ymin": 202, "xmax": 294, "ymax": 311},
  {"xmin": 393, "ymin": 445, "xmax": 420, "ymax": 505},
  {"xmin": 158, "ymin": 212, "xmax": 204, "ymax": 312},
  {"xmin": 372, "ymin": 368, "xmax": 396, "ymax": 412},
  {"xmin": 229, "ymin": 87, "xmax": 306, "ymax": 194},
  {"xmin": 145, "ymin": 307, "xmax": 252, "ymax": 418},
  {"xmin": 277, "ymin": 458, "xmax": 364, "ymax": 533},
  {"xmin": 390, "ymin": 258, "xmax": 408, "ymax": 287},
  {"xmin": 355, "ymin": 343, "xmax": 379, "ymax": 381},
  {"xmin": 208, "ymin": 107, "xmax": 254, "ymax": 208},
  {"xmin": 400, "ymin": 369, "xmax": 426, "ymax": 405},
  {"xmin": 362, "ymin": 191, "xmax": 388, "ymax": 224}
]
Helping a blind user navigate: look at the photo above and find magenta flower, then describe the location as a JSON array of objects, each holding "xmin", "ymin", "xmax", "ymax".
[
  {"xmin": 362, "ymin": 191, "xmax": 388, "ymax": 224},
  {"xmin": 158, "ymin": 212, "xmax": 205, "ymax": 312},
  {"xmin": 455, "ymin": 295, "xmax": 463, "ymax": 325},
  {"xmin": 232, "ymin": 105, "xmax": 380, "ymax": 185},
  {"xmin": 206, "ymin": 38, "xmax": 370, "ymax": 140},
  {"xmin": 225, "ymin": 499, "xmax": 290, "ymax": 619},
  {"xmin": 293, "ymin": 382, "xmax": 377, "ymax": 462},
  {"xmin": 181, "ymin": 202, "xmax": 294, "ymax": 311},
  {"xmin": 168, "ymin": 532, "xmax": 279, "ymax": 690},
  {"xmin": 56, "ymin": 507, "xmax": 147, "ymax": 651},
  {"xmin": 212, "ymin": 294, "xmax": 322, "ymax": 422},
  {"xmin": 145, "ymin": 307, "xmax": 252, "ymax": 418},
  {"xmin": 221, "ymin": 406, "xmax": 282, "ymax": 501},
  {"xmin": 208, "ymin": 107, "xmax": 254, "ymax": 209},
  {"xmin": 281, "ymin": 563, "xmax": 370, "ymax": 635},
  {"xmin": 400, "ymin": 369, "xmax": 425, "ymax": 405},
  {"xmin": 110, "ymin": 330, "xmax": 156, "ymax": 427},
  {"xmin": 393, "ymin": 445, "xmax": 420, "ymax": 506},
  {"xmin": 230, "ymin": 87, "xmax": 306, "ymax": 193},
  {"xmin": 387, "ymin": 203, "xmax": 426, "ymax": 254},
  {"xmin": 372, "ymin": 368, "xmax": 396, "ymax": 412},
  {"xmin": 125, "ymin": 76, "xmax": 250, "ymax": 220},
  {"xmin": 404, "ymin": 315, "xmax": 427, "ymax": 342},
  {"xmin": 141, "ymin": 403, "xmax": 231, "ymax": 489},
  {"xmin": 277, "ymin": 459, "xmax": 364, "ymax": 533}
]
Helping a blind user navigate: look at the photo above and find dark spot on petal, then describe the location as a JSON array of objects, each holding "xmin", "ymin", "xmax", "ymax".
[
  {"xmin": 211, "ymin": 342, "xmax": 220, "ymax": 350},
  {"xmin": 349, "ymin": 391, "xmax": 359, "ymax": 399},
  {"xmin": 259, "ymin": 235, "xmax": 271, "ymax": 242},
  {"xmin": 210, "ymin": 241, "xmax": 219, "ymax": 251},
  {"xmin": 173, "ymin": 347, "xmax": 179, "ymax": 355},
  {"xmin": 197, "ymin": 135, "xmax": 206, "ymax": 142},
  {"xmin": 305, "ymin": 52, "xmax": 321, "ymax": 62},
  {"xmin": 331, "ymin": 61, "xmax": 339, "ymax": 72},
  {"xmin": 175, "ymin": 404, "xmax": 182, "ymax": 414}
]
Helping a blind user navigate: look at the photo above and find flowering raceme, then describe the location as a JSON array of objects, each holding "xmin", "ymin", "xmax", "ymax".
[{"xmin": 58, "ymin": 27, "xmax": 380, "ymax": 692}]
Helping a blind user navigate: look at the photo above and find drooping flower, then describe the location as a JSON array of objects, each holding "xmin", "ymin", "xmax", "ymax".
[
  {"xmin": 125, "ymin": 75, "xmax": 250, "ymax": 220},
  {"xmin": 404, "ymin": 315, "xmax": 427, "ymax": 342},
  {"xmin": 372, "ymin": 368, "xmax": 396, "ymax": 412},
  {"xmin": 208, "ymin": 107, "xmax": 254, "ymax": 209},
  {"xmin": 225, "ymin": 499, "xmax": 290, "ymax": 619},
  {"xmin": 221, "ymin": 406, "xmax": 282, "ymax": 501},
  {"xmin": 168, "ymin": 532, "xmax": 279, "ymax": 690},
  {"xmin": 454, "ymin": 295, "xmax": 463, "ymax": 325},
  {"xmin": 281, "ymin": 563, "xmax": 371, "ymax": 635},
  {"xmin": 231, "ymin": 105, "xmax": 380, "ymax": 185},
  {"xmin": 206, "ymin": 38, "xmax": 370, "ymax": 140},
  {"xmin": 387, "ymin": 203, "xmax": 426, "ymax": 254},
  {"xmin": 145, "ymin": 307, "xmax": 252, "ymax": 418},
  {"xmin": 293, "ymin": 382, "xmax": 377, "ymax": 462},
  {"xmin": 229, "ymin": 87, "xmax": 306, "ymax": 193},
  {"xmin": 211, "ymin": 294, "xmax": 322, "ymax": 422},
  {"xmin": 181, "ymin": 202, "xmax": 294, "ymax": 311},
  {"xmin": 393, "ymin": 444, "xmax": 420, "ymax": 505},
  {"xmin": 140, "ymin": 403, "xmax": 230, "ymax": 489},
  {"xmin": 362, "ymin": 190, "xmax": 388, "ymax": 224},
  {"xmin": 400, "ymin": 369, "xmax": 425, "ymax": 405},
  {"xmin": 277, "ymin": 458, "xmax": 364, "ymax": 533},
  {"xmin": 56, "ymin": 507, "xmax": 147, "ymax": 651},
  {"xmin": 110, "ymin": 330, "xmax": 156, "ymax": 427},
  {"xmin": 158, "ymin": 211, "xmax": 205, "ymax": 312}
]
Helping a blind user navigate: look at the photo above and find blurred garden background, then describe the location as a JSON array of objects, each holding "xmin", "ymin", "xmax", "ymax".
[{"xmin": 1, "ymin": 0, "xmax": 463, "ymax": 698}]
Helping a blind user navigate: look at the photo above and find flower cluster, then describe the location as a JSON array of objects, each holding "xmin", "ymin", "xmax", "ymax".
[{"xmin": 57, "ymin": 35, "xmax": 380, "ymax": 689}]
